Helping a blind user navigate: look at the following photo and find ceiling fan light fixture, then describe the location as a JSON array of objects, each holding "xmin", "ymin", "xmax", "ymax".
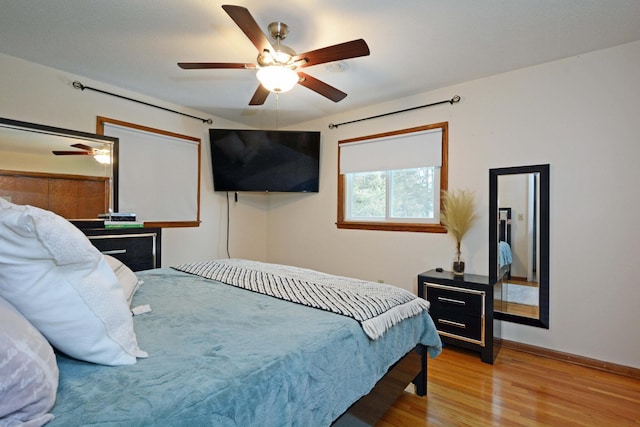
[
  {"xmin": 93, "ymin": 150, "xmax": 111, "ymax": 164},
  {"xmin": 256, "ymin": 66, "xmax": 298, "ymax": 93},
  {"xmin": 258, "ymin": 44, "xmax": 295, "ymax": 67},
  {"xmin": 274, "ymin": 48, "xmax": 294, "ymax": 64}
]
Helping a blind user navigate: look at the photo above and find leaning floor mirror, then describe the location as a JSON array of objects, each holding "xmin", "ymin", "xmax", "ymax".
[{"xmin": 489, "ymin": 164, "xmax": 549, "ymax": 328}]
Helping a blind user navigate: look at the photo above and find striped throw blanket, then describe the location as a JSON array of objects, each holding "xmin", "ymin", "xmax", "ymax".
[{"xmin": 172, "ymin": 259, "xmax": 430, "ymax": 340}]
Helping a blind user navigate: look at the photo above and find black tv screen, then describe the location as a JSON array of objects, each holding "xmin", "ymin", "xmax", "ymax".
[{"xmin": 209, "ymin": 129, "xmax": 321, "ymax": 193}]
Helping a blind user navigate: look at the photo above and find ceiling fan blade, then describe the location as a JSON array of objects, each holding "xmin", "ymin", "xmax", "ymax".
[
  {"xmin": 52, "ymin": 151, "xmax": 91, "ymax": 155},
  {"xmin": 222, "ymin": 5, "xmax": 275, "ymax": 55},
  {"xmin": 70, "ymin": 143, "xmax": 93, "ymax": 151},
  {"xmin": 178, "ymin": 62, "xmax": 256, "ymax": 69},
  {"xmin": 249, "ymin": 84, "xmax": 270, "ymax": 105},
  {"xmin": 294, "ymin": 39, "xmax": 370, "ymax": 68},
  {"xmin": 297, "ymin": 72, "xmax": 347, "ymax": 102}
]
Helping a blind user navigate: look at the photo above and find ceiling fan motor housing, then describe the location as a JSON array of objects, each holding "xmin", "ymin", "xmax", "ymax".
[
  {"xmin": 268, "ymin": 22, "xmax": 289, "ymax": 40},
  {"xmin": 258, "ymin": 22, "xmax": 296, "ymax": 66}
]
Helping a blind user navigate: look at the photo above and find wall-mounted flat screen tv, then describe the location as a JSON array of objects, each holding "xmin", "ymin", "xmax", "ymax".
[{"xmin": 209, "ymin": 129, "xmax": 321, "ymax": 192}]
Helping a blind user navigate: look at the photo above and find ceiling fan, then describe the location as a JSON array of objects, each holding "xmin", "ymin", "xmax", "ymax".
[
  {"xmin": 52, "ymin": 143, "xmax": 111, "ymax": 164},
  {"xmin": 178, "ymin": 4, "xmax": 370, "ymax": 105}
]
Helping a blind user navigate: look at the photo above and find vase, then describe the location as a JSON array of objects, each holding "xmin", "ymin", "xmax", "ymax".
[{"xmin": 452, "ymin": 251, "xmax": 465, "ymax": 277}]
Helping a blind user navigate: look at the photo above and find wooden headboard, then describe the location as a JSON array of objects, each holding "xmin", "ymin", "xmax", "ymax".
[{"xmin": 0, "ymin": 169, "xmax": 109, "ymax": 219}]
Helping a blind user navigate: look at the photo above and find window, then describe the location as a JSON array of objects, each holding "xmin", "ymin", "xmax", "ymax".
[
  {"xmin": 337, "ymin": 122, "xmax": 448, "ymax": 233},
  {"xmin": 98, "ymin": 116, "xmax": 201, "ymax": 228}
]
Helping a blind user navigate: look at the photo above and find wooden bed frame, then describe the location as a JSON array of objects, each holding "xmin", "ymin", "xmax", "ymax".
[{"xmin": 334, "ymin": 344, "xmax": 427, "ymax": 426}]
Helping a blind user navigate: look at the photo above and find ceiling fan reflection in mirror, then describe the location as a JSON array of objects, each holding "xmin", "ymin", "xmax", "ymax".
[
  {"xmin": 52, "ymin": 143, "xmax": 111, "ymax": 164},
  {"xmin": 178, "ymin": 4, "xmax": 370, "ymax": 105}
]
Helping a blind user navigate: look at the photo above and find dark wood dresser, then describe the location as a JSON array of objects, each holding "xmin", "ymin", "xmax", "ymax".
[
  {"xmin": 418, "ymin": 269, "xmax": 500, "ymax": 364},
  {"xmin": 75, "ymin": 225, "xmax": 162, "ymax": 271}
]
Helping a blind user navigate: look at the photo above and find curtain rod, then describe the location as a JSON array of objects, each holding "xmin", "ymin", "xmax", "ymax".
[
  {"xmin": 328, "ymin": 95, "xmax": 460, "ymax": 129},
  {"xmin": 72, "ymin": 81, "xmax": 213, "ymax": 124}
]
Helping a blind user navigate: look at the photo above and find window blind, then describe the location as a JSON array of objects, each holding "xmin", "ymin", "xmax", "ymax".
[
  {"xmin": 339, "ymin": 128, "xmax": 442, "ymax": 174},
  {"xmin": 103, "ymin": 123, "xmax": 199, "ymax": 222}
]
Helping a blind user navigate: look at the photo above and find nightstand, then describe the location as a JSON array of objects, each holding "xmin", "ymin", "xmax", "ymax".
[{"xmin": 418, "ymin": 269, "xmax": 500, "ymax": 364}]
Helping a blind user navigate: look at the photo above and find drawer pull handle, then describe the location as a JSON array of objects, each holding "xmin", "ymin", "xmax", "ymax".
[
  {"xmin": 438, "ymin": 296, "xmax": 466, "ymax": 306},
  {"xmin": 438, "ymin": 319, "xmax": 466, "ymax": 329},
  {"xmin": 101, "ymin": 249, "xmax": 127, "ymax": 255}
]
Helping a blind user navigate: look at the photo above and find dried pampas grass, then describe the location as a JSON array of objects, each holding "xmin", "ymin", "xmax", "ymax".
[{"xmin": 441, "ymin": 189, "xmax": 478, "ymax": 252}]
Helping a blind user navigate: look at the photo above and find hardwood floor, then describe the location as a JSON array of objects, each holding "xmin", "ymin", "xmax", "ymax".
[
  {"xmin": 499, "ymin": 300, "xmax": 539, "ymax": 318},
  {"xmin": 377, "ymin": 346, "xmax": 640, "ymax": 426},
  {"xmin": 497, "ymin": 278, "xmax": 539, "ymax": 318}
]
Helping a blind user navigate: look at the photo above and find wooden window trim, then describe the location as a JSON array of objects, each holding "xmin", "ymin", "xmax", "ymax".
[{"xmin": 336, "ymin": 122, "xmax": 448, "ymax": 233}]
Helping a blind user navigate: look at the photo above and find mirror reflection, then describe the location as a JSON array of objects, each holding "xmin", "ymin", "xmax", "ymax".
[
  {"xmin": 489, "ymin": 164, "xmax": 549, "ymax": 328},
  {"xmin": 495, "ymin": 174, "xmax": 540, "ymax": 319},
  {"xmin": 0, "ymin": 117, "xmax": 118, "ymax": 219}
]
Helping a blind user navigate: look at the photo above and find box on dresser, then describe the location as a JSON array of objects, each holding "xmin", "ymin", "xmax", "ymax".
[{"xmin": 418, "ymin": 269, "xmax": 500, "ymax": 364}]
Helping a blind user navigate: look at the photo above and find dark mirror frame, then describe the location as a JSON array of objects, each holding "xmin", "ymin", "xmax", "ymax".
[
  {"xmin": 489, "ymin": 164, "xmax": 550, "ymax": 328},
  {"xmin": 0, "ymin": 116, "xmax": 119, "ymax": 214}
]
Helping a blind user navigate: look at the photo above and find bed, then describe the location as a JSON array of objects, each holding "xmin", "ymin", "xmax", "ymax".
[
  {"xmin": 498, "ymin": 207, "xmax": 513, "ymax": 280},
  {"xmin": 0, "ymin": 198, "xmax": 442, "ymax": 427}
]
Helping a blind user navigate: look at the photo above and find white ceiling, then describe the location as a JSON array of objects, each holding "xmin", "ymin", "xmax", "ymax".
[{"xmin": 2, "ymin": 1, "xmax": 640, "ymax": 128}]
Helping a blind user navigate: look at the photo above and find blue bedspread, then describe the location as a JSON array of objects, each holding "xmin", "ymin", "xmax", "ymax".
[
  {"xmin": 50, "ymin": 268, "xmax": 442, "ymax": 426},
  {"xmin": 499, "ymin": 241, "xmax": 513, "ymax": 268}
]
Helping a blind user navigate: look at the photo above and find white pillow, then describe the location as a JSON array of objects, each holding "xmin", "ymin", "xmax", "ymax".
[
  {"xmin": 0, "ymin": 295, "xmax": 58, "ymax": 427},
  {"xmin": 0, "ymin": 199, "xmax": 147, "ymax": 366},
  {"xmin": 105, "ymin": 254, "xmax": 143, "ymax": 306}
]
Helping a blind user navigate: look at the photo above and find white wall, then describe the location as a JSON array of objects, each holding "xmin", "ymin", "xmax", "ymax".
[
  {"xmin": 266, "ymin": 41, "xmax": 640, "ymax": 369},
  {"xmin": 0, "ymin": 53, "xmax": 268, "ymax": 264}
]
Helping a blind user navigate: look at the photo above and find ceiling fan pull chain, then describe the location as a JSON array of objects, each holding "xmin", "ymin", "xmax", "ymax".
[{"xmin": 275, "ymin": 93, "xmax": 280, "ymax": 129}]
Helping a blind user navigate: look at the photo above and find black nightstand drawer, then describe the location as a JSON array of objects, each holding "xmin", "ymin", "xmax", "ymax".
[
  {"xmin": 82, "ymin": 228, "xmax": 161, "ymax": 272},
  {"xmin": 427, "ymin": 285, "xmax": 483, "ymax": 316},
  {"xmin": 430, "ymin": 312, "xmax": 482, "ymax": 342}
]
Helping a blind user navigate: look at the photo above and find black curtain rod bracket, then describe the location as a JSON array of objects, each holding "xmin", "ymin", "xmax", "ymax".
[
  {"xmin": 328, "ymin": 95, "xmax": 460, "ymax": 129},
  {"xmin": 72, "ymin": 81, "xmax": 213, "ymax": 124}
]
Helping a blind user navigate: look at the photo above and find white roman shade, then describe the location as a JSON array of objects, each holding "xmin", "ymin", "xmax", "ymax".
[
  {"xmin": 103, "ymin": 122, "xmax": 199, "ymax": 223},
  {"xmin": 339, "ymin": 128, "xmax": 443, "ymax": 174}
]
